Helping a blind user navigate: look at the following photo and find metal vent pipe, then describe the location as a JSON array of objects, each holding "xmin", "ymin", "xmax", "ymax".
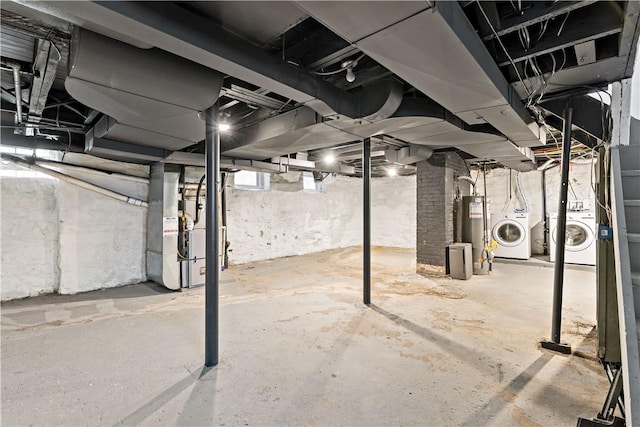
[{"xmin": 5, "ymin": 61, "xmax": 23, "ymax": 124}]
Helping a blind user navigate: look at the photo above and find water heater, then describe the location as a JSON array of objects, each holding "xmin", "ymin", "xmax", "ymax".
[{"xmin": 461, "ymin": 196, "xmax": 490, "ymax": 275}]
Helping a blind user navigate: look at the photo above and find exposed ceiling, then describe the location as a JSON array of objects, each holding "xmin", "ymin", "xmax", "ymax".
[{"xmin": 1, "ymin": 1, "xmax": 638, "ymax": 176}]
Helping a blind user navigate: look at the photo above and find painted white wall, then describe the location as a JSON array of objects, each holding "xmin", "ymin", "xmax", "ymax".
[
  {"xmin": 57, "ymin": 182, "xmax": 146, "ymax": 294},
  {"xmin": 1, "ymin": 160, "xmax": 148, "ymax": 300},
  {"xmin": 1, "ymin": 176, "xmax": 59, "ymax": 300},
  {"xmin": 371, "ymin": 175, "xmax": 416, "ymax": 248},
  {"xmin": 472, "ymin": 161, "xmax": 596, "ymax": 254},
  {"xmin": 226, "ymin": 173, "xmax": 417, "ymax": 264},
  {"xmin": 226, "ymin": 173, "xmax": 363, "ymax": 264},
  {"xmin": 1, "ymin": 162, "xmax": 417, "ymax": 299},
  {"xmin": 632, "ymin": 38, "xmax": 639, "ymax": 119}
]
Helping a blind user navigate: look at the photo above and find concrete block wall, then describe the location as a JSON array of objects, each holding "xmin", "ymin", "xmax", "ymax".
[{"xmin": 416, "ymin": 152, "xmax": 470, "ymax": 271}]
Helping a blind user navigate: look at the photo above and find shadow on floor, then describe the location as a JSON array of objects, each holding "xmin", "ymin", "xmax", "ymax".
[
  {"xmin": 371, "ymin": 304, "xmax": 604, "ymax": 426},
  {"xmin": 370, "ymin": 304, "xmax": 500, "ymax": 377},
  {"xmin": 458, "ymin": 353, "xmax": 553, "ymax": 426},
  {"xmin": 2, "ymin": 282, "xmax": 175, "ymax": 309},
  {"xmin": 114, "ymin": 366, "xmax": 217, "ymax": 426}
]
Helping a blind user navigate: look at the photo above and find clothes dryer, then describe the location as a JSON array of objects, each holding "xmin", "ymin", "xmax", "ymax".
[
  {"xmin": 492, "ymin": 212, "xmax": 531, "ymax": 259},
  {"xmin": 549, "ymin": 212, "xmax": 596, "ymax": 266}
]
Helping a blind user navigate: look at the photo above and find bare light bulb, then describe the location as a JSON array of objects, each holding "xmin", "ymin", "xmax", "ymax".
[
  {"xmin": 345, "ymin": 67, "xmax": 356, "ymax": 83},
  {"xmin": 218, "ymin": 123, "xmax": 231, "ymax": 132},
  {"xmin": 324, "ymin": 153, "xmax": 335, "ymax": 164},
  {"xmin": 387, "ymin": 168, "xmax": 397, "ymax": 177}
]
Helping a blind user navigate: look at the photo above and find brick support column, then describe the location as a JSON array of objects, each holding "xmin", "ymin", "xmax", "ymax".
[{"xmin": 416, "ymin": 152, "xmax": 470, "ymax": 275}]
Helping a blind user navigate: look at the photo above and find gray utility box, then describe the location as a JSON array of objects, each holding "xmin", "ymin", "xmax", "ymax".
[{"xmin": 446, "ymin": 243, "xmax": 473, "ymax": 280}]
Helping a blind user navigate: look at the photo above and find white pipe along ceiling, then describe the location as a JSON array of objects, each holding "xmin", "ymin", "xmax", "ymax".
[{"xmin": 1, "ymin": 1, "xmax": 638, "ymax": 174}]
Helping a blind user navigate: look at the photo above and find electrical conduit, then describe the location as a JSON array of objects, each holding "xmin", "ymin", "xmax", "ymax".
[{"xmin": 1, "ymin": 154, "xmax": 148, "ymax": 207}]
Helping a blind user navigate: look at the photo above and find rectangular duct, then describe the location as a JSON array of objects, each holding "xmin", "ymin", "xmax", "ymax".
[
  {"xmin": 384, "ymin": 145, "xmax": 433, "ymax": 165},
  {"xmin": 85, "ymin": 127, "xmax": 167, "ymax": 164},
  {"xmin": 296, "ymin": 1, "xmax": 544, "ymax": 150},
  {"xmin": 28, "ymin": 39, "xmax": 60, "ymax": 121},
  {"xmin": 146, "ymin": 163, "xmax": 181, "ymax": 290}
]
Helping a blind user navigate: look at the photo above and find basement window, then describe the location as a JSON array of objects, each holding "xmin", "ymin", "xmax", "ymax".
[
  {"xmin": 0, "ymin": 146, "xmax": 58, "ymax": 179},
  {"xmin": 234, "ymin": 170, "xmax": 270, "ymax": 191},
  {"xmin": 0, "ymin": 169, "xmax": 55, "ymax": 179},
  {"xmin": 302, "ymin": 172, "xmax": 326, "ymax": 193}
]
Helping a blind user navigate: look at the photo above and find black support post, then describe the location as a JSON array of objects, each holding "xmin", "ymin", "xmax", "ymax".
[
  {"xmin": 541, "ymin": 106, "xmax": 573, "ymax": 355},
  {"xmin": 204, "ymin": 104, "xmax": 220, "ymax": 367},
  {"xmin": 363, "ymin": 137, "xmax": 371, "ymax": 305},
  {"xmin": 542, "ymin": 168, "xmax": 548, "ymax": 256}
]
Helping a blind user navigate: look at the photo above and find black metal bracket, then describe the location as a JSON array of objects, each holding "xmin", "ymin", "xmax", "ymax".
[
  {"xmin": 578, "ymin": 363, "xmax": 626, "ymax": 426},
  {"xmin": 540, "ymin": 341, "xmax": 571, "ymax": 355}
]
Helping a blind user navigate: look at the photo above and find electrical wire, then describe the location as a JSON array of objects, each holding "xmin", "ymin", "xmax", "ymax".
[
  {"xmin": 516, "ymin": 171, "xmax": 530, "ymax": 212},
  {"xmin": 475, "ymin": 1, "xmax": 533, "ymax": 98},
  {"xmin": 557, "ymin": 11, "xmax": 570, "ymax": 36},
  {"xmin": 533, "ymin": 49, "xmax": 566, "ymax": 105},
  {"xmin": 536, "ymin": 20, "xmax": 549, "ymax": 44},
  {"xmin": 509, "ymin": 0, "xmax": 520, "ymax": 14},
  {"xmin": 311, "ymin": 53, "xmax": 366, "ymax": 76}
]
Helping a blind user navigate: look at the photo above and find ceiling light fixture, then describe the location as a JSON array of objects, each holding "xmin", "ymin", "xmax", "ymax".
[
  {"xmin": 311, "ymin": 54, "xmax": 365, "ymax": 83},
  {"xmin": 342, "ymin": 60, "xmax": 356, "ymax": 83},
  {"xmin": 387, "ymin": 168, "xmax": 397, "ymax": 177},
  {"xmin": 218, "ymin": 122, "xmax": 231, "ymax": 132},
  {"xmin": 345, "ymin": 65, "xmax": 356, "ymax": 83},
  {"xmin": 324, "ymin": 153, "xmax": 335, "ymax": 164}
]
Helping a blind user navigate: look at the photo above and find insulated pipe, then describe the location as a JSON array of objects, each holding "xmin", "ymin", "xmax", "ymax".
[
  {"xmin": 1, "ymin": 154, "xmax": 148, "ymax": 207},
  {"xmin": 204, "ymin": 104, "xmax": 220, "ymax": 368},
  {"xmin": 458, "ymin": 176, "xmax": 476, "ymax": 195},
  {"xmin": 550, "ymin": 106, "xmax": 574, "ymax": 344},
  {"xmin": 5, "ymin": 61, "xmax": 22, "ymax": 124},
  {"xmin": 34, "ymin": 158, "xmax": 149, "ymax": 184},
  {"xmin": 363, "ymin": 137, "xmax": 371, "ymax": 305}
]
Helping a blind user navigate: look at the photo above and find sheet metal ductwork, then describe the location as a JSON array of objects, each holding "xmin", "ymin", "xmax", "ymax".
[
  {"xmin": 295, "ymin": 1, "xmax": 542, "ymax": 163},
  {"xmin": 66, "ymin": 28, "xmax": 223, "ymax": 151},
  {"xmin": 222, "ymin": 96, "xmax": 530, "ymax": 164},
  {"xmin": 34, "ymin": 1, "xmax": 403, "ymax": 121}
]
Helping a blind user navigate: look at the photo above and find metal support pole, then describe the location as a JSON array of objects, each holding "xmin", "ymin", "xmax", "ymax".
[
  {"xmin": 542, "ymin": 169, "xmax": 548, "ymax": 255},
  {"xmin": 363, "ymin": 137, "xmax": 371, "ymax": 306},
  {"xmin": 542, "ymin": 106, "xmax": 573, "ymax": 354},
  {"xmin": 204, "ymin": 104, "xmax": 220, "ymax": 367}
]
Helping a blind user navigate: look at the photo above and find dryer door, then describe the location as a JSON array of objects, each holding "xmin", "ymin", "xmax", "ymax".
[
  {"xmin": 552, "ymin": 220, "xmax": 594, "ymax": 252},
  {"xmin": 493, "ymin": 220, "xmax": 525, "ymax": 247}
]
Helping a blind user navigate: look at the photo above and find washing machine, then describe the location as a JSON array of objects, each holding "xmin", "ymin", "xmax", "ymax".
[
  {"xmin": 548, "ymin": 212, "xmax": 596, "ymax": 266},
  {"xmin": 491, "ymin": 212, "xmax": 531, "ymax": 259}
]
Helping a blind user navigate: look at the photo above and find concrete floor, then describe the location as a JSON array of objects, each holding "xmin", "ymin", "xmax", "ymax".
[{"xmin": 2, "ymin": 247, "xmax": 608, "ymax": 426}]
